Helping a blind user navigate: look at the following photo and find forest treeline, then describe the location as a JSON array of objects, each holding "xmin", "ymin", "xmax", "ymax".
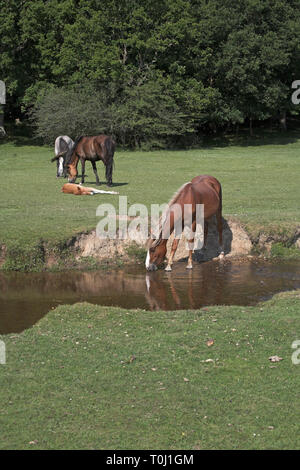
[{"xmin": 1, "ymin": 0, "xmax": 300, "ymax": 147}]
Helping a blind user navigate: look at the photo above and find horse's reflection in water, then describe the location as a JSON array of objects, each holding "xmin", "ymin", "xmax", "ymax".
[
  {"xmin": 2, "ymin": 261, "xmax": 300, "ymax": 333},
  {"xmin": 145, "ymin": 262, "xmax": 227, "ymax": 311},
  {"xmin": 145, "ymin": 273, "xmax": 169, "ymax": 310},
  {"xmin": 145, "ymin": 271, "xmax": 197, "ymax": 310}
]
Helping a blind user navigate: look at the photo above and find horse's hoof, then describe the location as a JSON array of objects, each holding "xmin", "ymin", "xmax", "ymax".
[
  {"xmin": 218, "ymin": 252, "xmax": 225, "ymax": 260},
  {"xmin": 165, "ymin": 265, "xmax": 172, "ymax": 272},
  {"xmin": 186, "ymin": 264, "xmax": 193, "ymax": 269}
]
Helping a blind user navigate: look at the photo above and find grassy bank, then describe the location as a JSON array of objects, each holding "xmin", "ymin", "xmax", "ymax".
[
  {"xmin": 0, "ymin": 132, "xmax": 299, "ymax": 257},
  {"xmin": 0, "ymin": 290, "xmax": 299, "ymax": 450}
]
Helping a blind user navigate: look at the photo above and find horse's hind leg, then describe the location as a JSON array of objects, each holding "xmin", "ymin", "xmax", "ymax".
[
  {"xmin": 105, "ymin": 161, "xmax": 113, "ymax": 186},
  {"xmin": 197, "ymin": 220, "xmax": 209, "ymax": 261},
  {"xmin": 216, "ymin": 210, "xmax": 224, "ymax": 258},
  {"xmin": 202, "ymin": 220, "xmax": 209, "ymax": 251},
  {"xmin": 80, "ymin": 158, "xmax": 85, "ymax": 184},
  {"xmin": 91, "ymin": 161, "xmax": 100, "ymax": 185},
  {"xmin": 63, "ymin": 158, "xmax": 68, "ymax": 178}
]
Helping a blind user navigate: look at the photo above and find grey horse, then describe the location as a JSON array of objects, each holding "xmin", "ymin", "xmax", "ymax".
[{"xmin": 51, "ymin": 135, "xmax": 74, "ymax": 177}]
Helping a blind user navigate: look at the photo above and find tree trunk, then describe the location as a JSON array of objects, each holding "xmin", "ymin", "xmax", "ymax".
[
  {"xmin": 0, "ymin": 105, "xmax": 6, "ymax": 136},
  {"xmin": 279, "ymin": 110, "xmax": 287, "ymax": 131},
  {"xmin": 249, "ymin": 117, "xmax": 253, "ymax": 136}
]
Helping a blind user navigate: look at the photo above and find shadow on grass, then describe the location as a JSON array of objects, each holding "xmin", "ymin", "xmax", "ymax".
[
  {"xmin": 82, "ymin": 180, "xmax": 128, "ymax": 187},
  {"xmin": 0, "ymin": 121, "xmax": 48, "ymax": 147},
  {"xmin": 1, "ymin": 123, "xmax": 300, "ymax": 150},
  {"xmin": 200, "ymin": 128, "xmax": 300, "ymax": 149}
]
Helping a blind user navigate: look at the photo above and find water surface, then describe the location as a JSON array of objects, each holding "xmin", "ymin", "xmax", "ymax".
[{"xmin": 0, "ymin": 259, "xmax": 299, "ymax": 333}]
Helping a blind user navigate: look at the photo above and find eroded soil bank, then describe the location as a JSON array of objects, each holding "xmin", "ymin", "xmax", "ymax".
[{"xmin": 0, "ymin": 217, "xmax": 299, "ymax": 271}]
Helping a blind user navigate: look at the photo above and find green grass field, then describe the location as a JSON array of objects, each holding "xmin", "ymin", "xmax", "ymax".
[
  {"xmin": 1, "ymin": 132, "xmax": 299, "ymax": 449},
  {"xmin": 0, "ymin": 290, "xmax": 299, "ymax": 450},
  {"xmin": 0, "ymin": 131, "xmax": 299, "ymax": 250}
]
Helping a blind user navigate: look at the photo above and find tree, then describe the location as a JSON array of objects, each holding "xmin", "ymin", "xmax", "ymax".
[
  {"xmin": 3, "ymin": 0, "xmax": 300, "ymax": 140},
  {"xmin": 31, "ymin": 79, "xmax": 194, "ymax": 148}
]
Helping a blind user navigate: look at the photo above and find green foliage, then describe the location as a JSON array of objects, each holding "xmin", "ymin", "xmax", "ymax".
[
  {"xmin": 126, "ymin": 243, "xmax": 147, "ymax": 262},
  {"xmin": 3, "ymin": 241, "xmax": 45, "ymax": 272},
  {"xmin": 30, "ymin": 86, "xmax": 111, "ymax": 144},
  {"xmin": 271, "ymin": 242, "xmax": 300, "ymax": 259},
  {"xmin": 30, "ymin": 80, "xmax": 195, "ymax": 147},
  {"xmin": 2, "ymin": 0, "xmax": 300, "ymax": 144}
]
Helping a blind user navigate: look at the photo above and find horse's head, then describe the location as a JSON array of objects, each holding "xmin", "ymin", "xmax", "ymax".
[
  {"xmin": 145, "ymin": 238, "xmax": 167, "ymax": 271},
  {"xmin": 51, "ymin": 152, "xmax": 67, "ymax": 178},
  {"xmin": 66, "ymin": 162, "xmax": 78, "ymax": 183}
]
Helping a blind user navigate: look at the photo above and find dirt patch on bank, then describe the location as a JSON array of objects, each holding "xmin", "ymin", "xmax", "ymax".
[
  {"xmin": 167, "ymin": 217, "xmax": 253, "ymax": 262},
  {"xmin": 66, "ymin": 216, "xmax": 252, "ymax": 264},
  {"xmin": 72, "ymin": 229, "xmax": 143, "ymax": 263},
  {"xmin": 1, "ymin": 218, "xmax": 299, "ymax": 271},
  {"xmin": 57, "ymin": 217, "xmax": 300, "ymax": 265}
]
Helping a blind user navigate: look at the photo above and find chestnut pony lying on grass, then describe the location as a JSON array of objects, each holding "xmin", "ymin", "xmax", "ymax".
[{"xmin": 62, "ymin": 183, "xmax": 118, "ymax": 196}]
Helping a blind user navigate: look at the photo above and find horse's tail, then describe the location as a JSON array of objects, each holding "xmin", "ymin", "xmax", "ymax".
[
  {"xmin": 104, "ymin": 136, "xmax": 115, "ymax": 161},
  {"xmin": 218, "ymin": 184, "xmax": 222, "ymax": 214},
  {"xmin": 216, "ymin": 183, "xmax": 223, "ymax": 248},
  {"xmin": 104, "ymin": 136, "xmax": 115, "ymax": 185},
  {"xmin": 208, "ymin": 177, "xmax": 222, "ymax": 215}
]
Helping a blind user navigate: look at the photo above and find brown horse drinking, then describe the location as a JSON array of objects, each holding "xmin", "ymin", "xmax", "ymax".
[
  {"xmin": 145, "ymin": 175, "xmax": 224, "ymax": 271},
  {"xmin": 65, "ymin": 135, "xmax": 115, "ymax": 186}
]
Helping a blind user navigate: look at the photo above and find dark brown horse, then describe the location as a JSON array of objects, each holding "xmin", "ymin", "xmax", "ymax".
[
  {"xmin": 65, "ymin": 135, "xmax": 115, "ymax": 186},
  {"xmin": 145, "ymin": 175, "xmax": 224, "ymax": 271}
]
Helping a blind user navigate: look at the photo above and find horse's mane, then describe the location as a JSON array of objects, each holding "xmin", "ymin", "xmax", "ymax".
[
  {"xmin": 146, "ymin": 181, "xmax": 190, "ymax": 249},
  {"xmin": 65, "ymin": 135, "xmax": 84, "ymax": 166}
]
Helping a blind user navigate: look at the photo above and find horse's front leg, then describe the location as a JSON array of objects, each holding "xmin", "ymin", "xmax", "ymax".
[
  {"xmin": 186, "ymin": 248, "xmax": 193, "ymax": 269},
  {"xmin": 165, "ymin": 238, "xmax": 179, "ymax": 272},
  {"xmin": 81, "ymin": 158, "xmax": 85, "ymax": 184},
  {"xmin": 186, "ymin": 220, "xmax": 196, "ymax": 269}
]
